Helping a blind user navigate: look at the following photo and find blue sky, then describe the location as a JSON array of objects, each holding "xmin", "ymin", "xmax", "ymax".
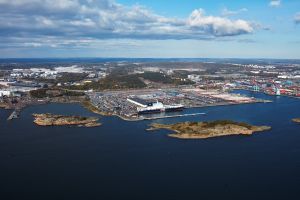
[{"xmin": 0, "ymin": 0, "xmax": 299, "ymax": 58}]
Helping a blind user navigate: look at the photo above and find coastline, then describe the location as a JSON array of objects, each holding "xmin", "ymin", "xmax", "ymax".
[
  {"xmin": 1, "ymin": 97, "xmax": 272, "ymax": 122},
  {"xmin": 184, "ymin": 99, "xmax": 271, "ymax": 109},
  {"xmin": 83, "ymin": 100, "xmax": 270, "ymax": 122},
  {"xmin": 232, "ymin": 88, "xmax": 300, "ymax": 100},
  {"xmin": 80, "ymin": 100, "xmax": 141, "ymax": 121}
]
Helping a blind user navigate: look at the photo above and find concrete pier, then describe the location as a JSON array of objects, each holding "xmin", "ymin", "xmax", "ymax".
[{"xmin": 7, "ymin": 110, "xmax": 20, "ymax": 120}]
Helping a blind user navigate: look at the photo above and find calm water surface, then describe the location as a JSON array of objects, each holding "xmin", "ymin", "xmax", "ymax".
[{"xmin": 1, "ymin": 90, "xmax": 300, "ymax": 200}]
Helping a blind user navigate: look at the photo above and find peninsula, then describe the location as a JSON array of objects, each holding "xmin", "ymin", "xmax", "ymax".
[
  {"xmin": 33, "ymin": 113, "xmax": 101, "ymax": 127},
  {"xmin": 147, "ymin": 120, "xmax": 271, "ymax": 139}
]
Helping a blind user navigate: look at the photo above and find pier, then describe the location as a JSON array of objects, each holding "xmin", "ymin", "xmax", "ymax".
[
  {"xmin": 7, "ymin": 110, "xmax": 20, "ymax": 120},
  {"xmin": 141, "ymin": 112, "xmax": 206, "ymax": 120}
]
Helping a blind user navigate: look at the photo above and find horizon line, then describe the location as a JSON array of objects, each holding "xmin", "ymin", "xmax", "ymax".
[{"xmin": 0, "ymin": 57, "xmax": 300, "ymax": 60}]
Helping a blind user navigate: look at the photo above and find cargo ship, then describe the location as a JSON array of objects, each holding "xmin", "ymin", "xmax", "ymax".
[
  {"xmin": 164, "ymin": 104, "xmax": 184, "ymax": 112},
  {"xmin": 137, "ymin": 107, "xmax": 162, "ymax": 114},
  {"xmin": 137, "ymin": 102, "xmax": 184, "ymax": 115}
]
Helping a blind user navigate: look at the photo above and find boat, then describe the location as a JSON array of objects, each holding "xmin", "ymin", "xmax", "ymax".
[
  {"xmin": 164, "ymin": 104, "xmax": 184, "ymax": 112},
  {"xmin": 137, "ymin": 102, "xmax": 184, "ymax": 115},
  {"xmin": 137, "ymin": 101, "xmax": 164, "ymax": 114},
  {"xmin": 138, "ymin": 108, "xmax": 162, "ymax": 114}
]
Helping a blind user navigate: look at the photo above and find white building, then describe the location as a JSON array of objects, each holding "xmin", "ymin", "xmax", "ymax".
[
  {"xmin": 188, "ymin": 74, "xmax": 201, "ymax": 82},
  {"xmin": 0, "ymin": 90, "xmax": 11, "ymax": 97}
]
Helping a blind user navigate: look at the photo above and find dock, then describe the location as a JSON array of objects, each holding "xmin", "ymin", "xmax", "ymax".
[
  {"xmin": 7, "ymin": 110, "xmax": 20, "ymax": 120},
  {"xmin": 141, "ymin": 112, "xmax": 206, "ymax": 120}
]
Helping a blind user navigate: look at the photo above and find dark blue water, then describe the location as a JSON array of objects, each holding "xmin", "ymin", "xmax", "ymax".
[{"xmin": 1, "ymin": 90, "xmax": 300, "ymax": 200}]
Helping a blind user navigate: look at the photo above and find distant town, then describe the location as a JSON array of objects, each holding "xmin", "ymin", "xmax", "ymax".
[{"xmin": 1, "ymin": 60, "xmax": 300, "ymax": 121}]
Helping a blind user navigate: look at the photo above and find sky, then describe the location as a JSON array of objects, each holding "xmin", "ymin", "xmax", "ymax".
[{"xmin": 0, "ymin": 0, "xmax": 299, "ymax": 59}]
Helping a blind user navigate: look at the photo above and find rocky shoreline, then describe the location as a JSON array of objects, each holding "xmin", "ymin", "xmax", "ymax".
[
  {"xmin": 292, "ymin": 118, "xmax": 300, "ymax": 123},
  {"xmin": 147, "ymin": 120, "xmax": 271, "ymax": 139},
  {"xmin": 33, "ymin": 113, "xmax": 101, "ymax": 127}
]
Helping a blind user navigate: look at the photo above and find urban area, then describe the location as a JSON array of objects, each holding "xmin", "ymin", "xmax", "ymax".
[{"xmin": 1, "ymin": 60, "xmax": 299, "ymax": 120}]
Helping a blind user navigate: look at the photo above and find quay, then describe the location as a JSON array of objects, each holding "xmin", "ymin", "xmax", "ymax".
[
  {"xmin": 7, "ymin": 110, "xmax": 20, "ymax": 120},
  {"xmin": 141, "ymin": 112, "xmax": 206, "ymax": 120}
]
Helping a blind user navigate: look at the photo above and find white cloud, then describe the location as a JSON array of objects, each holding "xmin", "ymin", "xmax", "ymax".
[
  {"xmin": 188, "ymin": 9, "xmax": 253, "ymax": 36},
  {"xmin": 221, "ymin": 7, "xmax": 248, "ymax": 17},
  {"xmin": 0, "ymin": 0, "xmax": 260, "ymax": 49},
  {"xmin": 269, "ymin": 0, "xmax": 281, "ymax": 7}
]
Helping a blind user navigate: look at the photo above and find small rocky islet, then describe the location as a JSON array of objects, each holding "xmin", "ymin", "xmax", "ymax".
[
  {"xmin": 147, "ymin": 120, "xmax": 271, "ymax": 139},
  {"xmin": 33, "ymin": 113, "xmax": 101, "ymax": 127},
  {"xmin": 292, "ymin": 118, "xmax": 300, "ymax": 123},
  {"xmin": 32, "ymin": 113, "xmax": 273, "ymax": 138}
]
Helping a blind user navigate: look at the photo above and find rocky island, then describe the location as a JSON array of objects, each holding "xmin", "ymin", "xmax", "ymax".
[
  {"xmin": 292, "ymin": 118, "xmax": 300, "ymax": 123},
  {"xmin": 33, "ymin": 113, "xmax": 101, "ymax": 127},
  {"xmin": 147, "ymin": 120, "xmax": 271, "ymax": 139}
]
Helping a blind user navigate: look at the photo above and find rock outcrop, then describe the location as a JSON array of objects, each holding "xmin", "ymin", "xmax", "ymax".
[
  {"xmin": 147, "ymin": 120, "xmax": 271, "ymax": 139},
  {"xmin": 33, "ymin": 113, "xmax": 101, "ymax": 127}
]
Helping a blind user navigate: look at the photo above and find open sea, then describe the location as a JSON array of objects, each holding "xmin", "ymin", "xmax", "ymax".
[{"xmin": 1, "ymin": 90, "xmax": 300, "ymax": 200}]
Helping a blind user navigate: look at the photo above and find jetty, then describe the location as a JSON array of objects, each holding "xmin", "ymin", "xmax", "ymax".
[
  {"xmin": 7, "ymin": 110, "xmax": 20, "ymax": 120},
  {"xmin": 141, "ymin": 112, "xmax": 206, "ymax": 120}
]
